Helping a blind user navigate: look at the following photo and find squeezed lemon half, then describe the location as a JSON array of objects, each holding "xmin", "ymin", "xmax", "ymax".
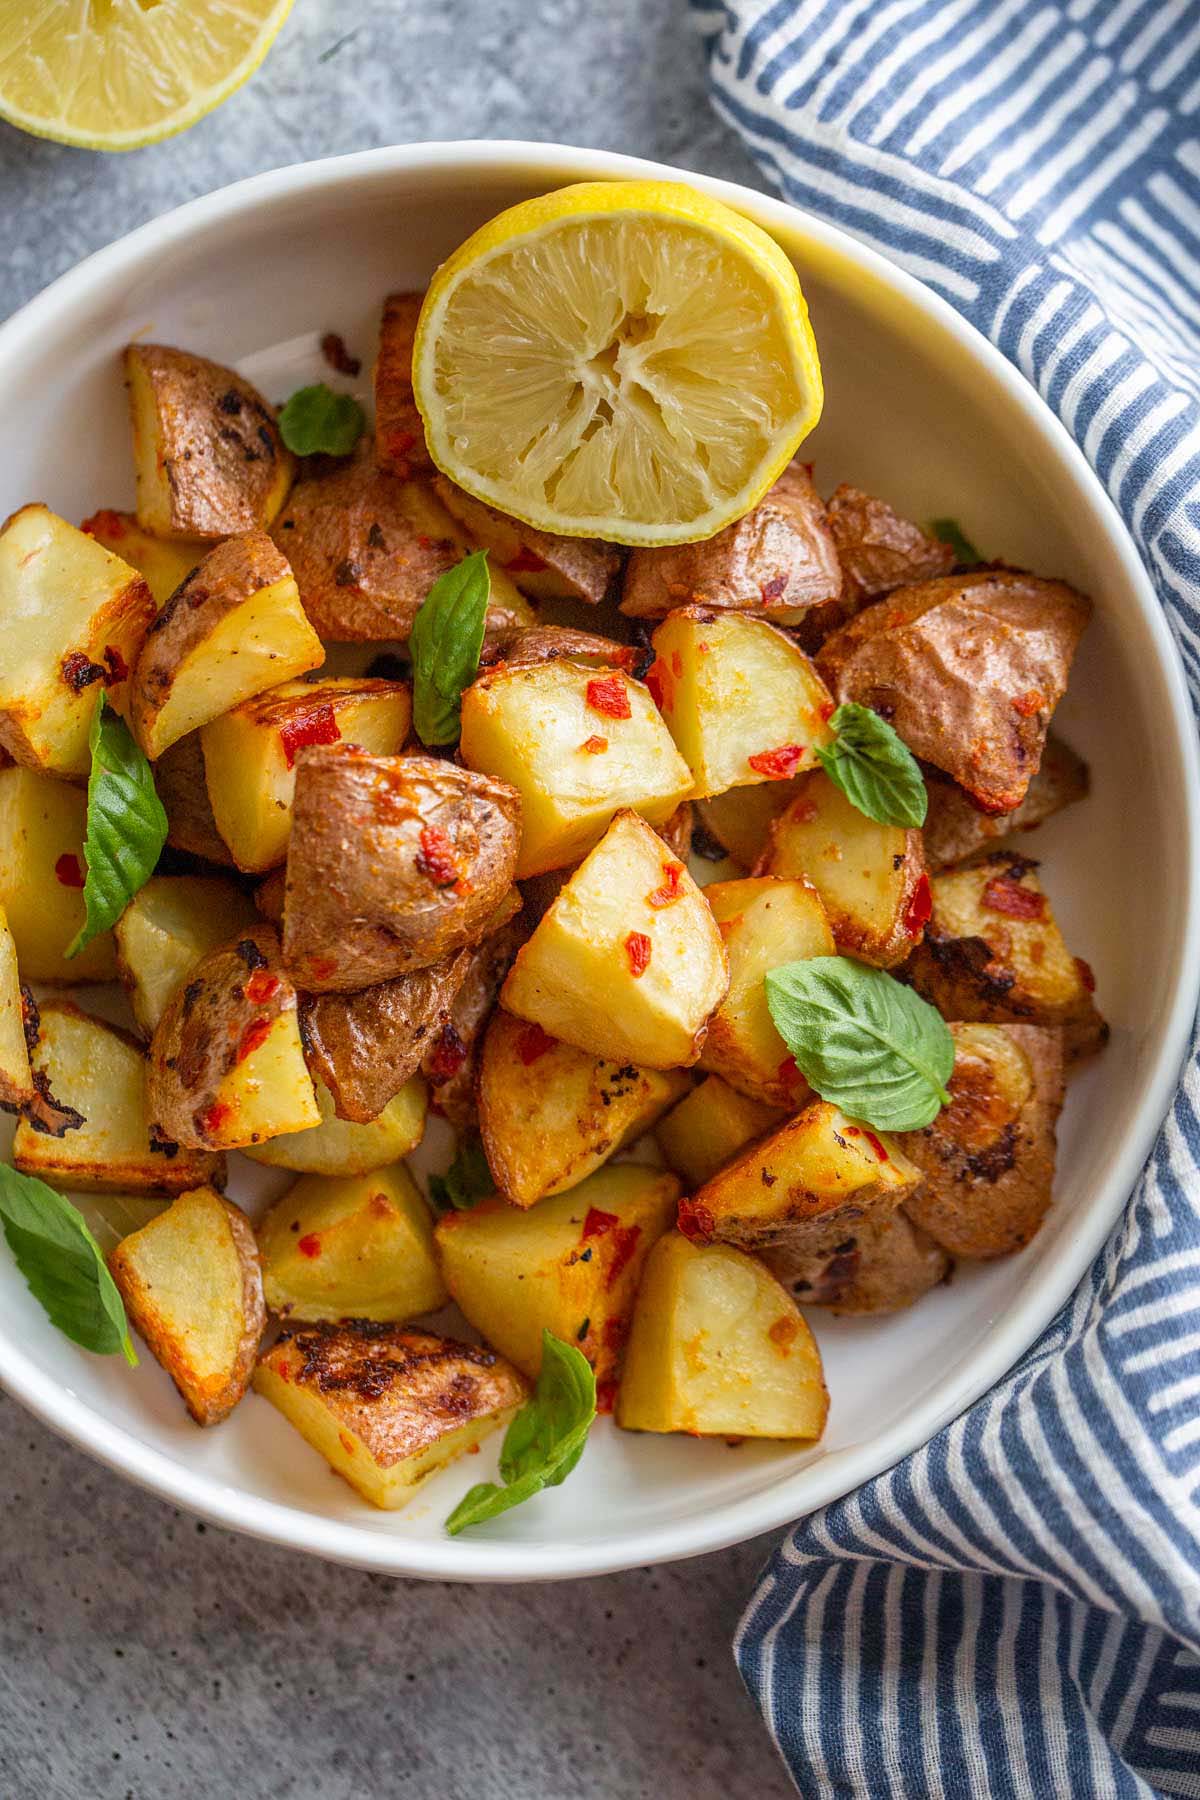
[
  {"xmin": 0, "ymin": 0, "xmax": 294, "ymax": 151},
  {"xmin": 412, "ymin": 180, "xmax": 823, "ymax": 547}
]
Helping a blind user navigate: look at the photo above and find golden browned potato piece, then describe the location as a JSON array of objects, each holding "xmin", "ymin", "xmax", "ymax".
[
  {"xmin": 281, "ymin": 745, "xmax": 521, "ymax": 991},
  {"xmin": 81, "ymin": 509, "xmax": 205, "ymax": 607},
  {"xmin": 681, "ymin": 1098, "xmax": 922, "ymax": 1258},
  {"xmin": 0, "ymin": 766, "xmax": 117, "ymax": 984},
  {"xmin": 147, "ymin": 924, "xmax": 319, "ymax": 1151},
  {"xmin": 374, "ymin": 291, "xmax": 434, "ymax": 476},
  {"xmin": 253, "ymin": 1321, "xmax": 527, "ymax": 1509},
  {"xmin": 113, "ymin": 875, "xmax": 258, "ymax": 1038},
  {"xmin": 271, "ymin": 449, "xmax": 531, "ymax": 642},
  {"xmin": 478, "ymin": 624, "xmax": 634, "ymax": 673},
  {"xmin": 905, "ymin": 853, "xmax": 1106, "ymax": 1061},
  {"xmin": 0, "ymin": 505, "xmax": 155, "ymax": 777},
  {"xmin": 922, "ymin": 735, "xmax": 1089, "ymax": 871},
  {"xmin": 433, "ymin": 476, "xmax": 620, "ymax": 604},
  {"xmin": 817, "ymin": 571, "xmax": 1092, "ymax": 815},
  {"xmin": 130, "ymin": 533, "xmax": 324, "ymax": 759},
  {"xmin": 825, "ymin": 484, "xmax": 954, "ymax": 609},
  {"xmin": 478, "ymin": 1008, "xmax": 688, "ymax": 1207},
  {"xmin": 758, "ymin": 769, "xmax": 928, "ymax": 968},
  {"xmin": 240, "ymin": 1074, "xmax": 425, "ymax": 1176},
  {"xmin": 108, "ymin": 1186, "xmax": 265, "ymax": 1425},
  {"xmin": 124, "ymin": 344, "xmax": 294, "ymax": 538},
  {"xmin": 763, "ymin": 1207, "xmax": 951, "ymax": 1313},
  {"xmin": 0, "ymin": 904, "xmax": 34, "ymax": 1115},
  {"xmin": 300, "ymin": 950, "xmax": 472, "ymax": 1123},
  {"xmin": 153, "ymin": 732, "xmax": 237, "ymax": 868},
  {"xmin": 655, "ymin": 1075, "xmax": 783, "ymax": 1191},
  {"xmin": 421, "ymin": 914, "xmax": 527, "ymax": 1130},
  {"xmin": 622, "ymin": 462, "xmax": 843, "ymax": 641},
  {"xmin": 899, "ymin": 1023, "xmax": 1064, "ymax": 1258}
]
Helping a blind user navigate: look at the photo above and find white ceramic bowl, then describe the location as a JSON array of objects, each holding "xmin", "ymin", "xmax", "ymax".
[{"xmin": 1, "ymin": 142, "xmax": 1196, "ymax": 1582}]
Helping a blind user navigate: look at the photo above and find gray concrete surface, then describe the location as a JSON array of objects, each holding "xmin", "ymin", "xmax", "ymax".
[{"xmin": 0, "ymin": 3, "xmax": 792, "ymax": 1796}]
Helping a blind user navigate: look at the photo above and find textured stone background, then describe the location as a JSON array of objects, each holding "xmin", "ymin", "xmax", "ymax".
[{"xmin": 0, "ymin": 2, "xmax": 791, "ymax": 1795}]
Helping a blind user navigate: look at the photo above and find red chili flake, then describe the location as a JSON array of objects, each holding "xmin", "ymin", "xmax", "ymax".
[
  {"xmin": 844, "ymin": 1124, "xmax": 860, "ymax": 1135},
  {"xmin": 320, "ymin": 331, "xmax": 361, "ymax": 377},
  {"xmin": 982, "ymin": 875, "xmax": 1046, "ymax": 920},
  {"xmin": 245, "ymin": 970, "xmax": 280, "ymax": 1005},
  {"xmin": 81, "ymin": 508, "xmax": 126, "ymax": 540},
  {"xmin": 279, "ymin": 702, "xmax": 341, "ymax": 769},
  {"xmin": 297, "ymin": 1234, "xmax": 323, "ymax": 1259},
  {"xmin": 1011, "ymin": 689, "xmax": 1045, "ymax": 717},
  {"xmin": 415, "ymin": 825, "xmax": 460, "ymax": 888},
  {"xmin": 585, "ymin": 675, "xmax": 631, "ymax": 720},
  {"xmin": 760, "ymin": 574, "xmax": 788, "ymax": 604},
  {"xmin": 427, "ymin": 1024, "xmax": 467, "ymax": 1082},
  {"xmin": 748, "ymin": 744, "xmax": 805, "ymax": 780},
  {"xmin": 624, "ymin": 931, "xmax": 652, "ymax": 977},
  {"xmin": 595, "ymin": 1379, "xmax": 618, "ymax": 1415},
  {"xmin": 503, "ymin": 546, "xmax": 549, "ymax": 573},
  {"xmin": 818, "ymin": 699, "xmax": 836, "ymax": 723},
  {"xmin": 580, "ymin": 734, "xmax": 608, "ymax": 755},
  {"xmin": 237, "ymin": 1016, "xmax": 272, "ymax": 1063},
  {"xmin": 582, "ymin": 1207, "xmax": 620, "ymax": 1240},
  {"xmin": 200, "ymin": 1099, "xmax": 231, "ymax": 1136},
  {"xmin": 60, "ymin": 651, "xmax": 107, "ymax": 693},
  {"xmin": 644, "ymin": 657, "xmax": 673, "ymax": 711},
  {"xmin": 603, "ymin": 1317, "xmax": 627, "ymax": 1353},
  {"xmin": 670, "ymin": 650, "xmax": 683, "ymax": 678},
  {"xmin": 102, "ymin": 644, "xmax": 130, "ymax": 684},
  {"xmin": 55, "ymin": 853, "xmax": 84, "ymax": 888},
  {"xmin": 677, "ymin": 1197, "xmax": 715, "ymax": 1242},
  {"xmin": 862, "ymin": 1130, "xmax": 890, "ymax": 1163},
  {"xmin": 517, "ymin": 1023, "xmax": 556, "ymax": 1065},
  {"xmin": 904, "ymin": 873, "xmax": 932, "ymax": 936},
  {"xmin": 777, "ymin": 1055, "xmax": 803, "ymax": 1090},
  {"xmin": 604, "ymin": 1223, "xmax": 642, "ymax": 1289},
  {"xmin": 647, "ymin": 861, "xmax": 686, "ymax": 908},
  {"xmin": 416, "ymin": 533, "xmax": 432, "ymax": 549},
  {"xmin": 1075, "ymin": 956, "xmax": 1097, "ymax": 993}
]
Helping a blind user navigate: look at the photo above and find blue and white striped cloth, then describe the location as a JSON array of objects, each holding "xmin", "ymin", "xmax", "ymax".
[{"xmin": 689, "ymin": 2, "xmax": 1200, "ymax": 1791}]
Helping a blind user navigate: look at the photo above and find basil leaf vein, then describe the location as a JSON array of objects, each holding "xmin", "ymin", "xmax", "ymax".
[
  {"xmin": 766, "ymin": 955, "xmax": 954, "ymax": 1131},
  {"xmin": 409, "ymin": 549, "xmax": 491, "ymax": 747},
  {"xmin": 0, "ymin": 1164, "xmax": 136, "ymax": 1364},
  {"xmin": 444, "ymin": 1331, "xmax": 596, "ymax": 1535},
  {"xmin": 815, "ymin": 702, "xmax": 928, "ymax": 829},
  {"xmin": 67, "ymin": 693, "xmax": 168, "ymax": 958},
  {"xmin": 277, "ymin": 383, "xmax": 365, "ymax": 457},
  {"xmin": 428, "ymin": 1136, "xmax": 493, "ymax": 1214}
]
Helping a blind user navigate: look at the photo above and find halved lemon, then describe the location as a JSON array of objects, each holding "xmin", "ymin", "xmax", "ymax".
[
  {"xmin": 412, "ymin": 181, "xmax": 823, "ymax": 547},
  {"xmin": 0, "ymin": 0, "xmax": 294, "ymax": 152}
]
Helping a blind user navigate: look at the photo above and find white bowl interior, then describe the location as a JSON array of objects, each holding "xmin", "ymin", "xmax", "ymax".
[{"xmin": 0, "ymin": 146, "xmax": 1195, "ymax": 1580}]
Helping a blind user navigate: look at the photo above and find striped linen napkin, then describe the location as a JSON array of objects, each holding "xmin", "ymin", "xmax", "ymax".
[{"xmin": 688, "ymin": 2, "xmax": 1200, "ymax": 1792}]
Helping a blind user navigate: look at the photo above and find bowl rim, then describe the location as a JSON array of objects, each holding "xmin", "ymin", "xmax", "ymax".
[{"xmin": 1, "ymin": 138, "xmax": 1197, "ymax": 1583}]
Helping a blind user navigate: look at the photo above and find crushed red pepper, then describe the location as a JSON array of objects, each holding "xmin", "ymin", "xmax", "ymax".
[
  {"xmin": 245, "ymin": 970, "xmax": 280, "ymax": 1005},
  {"xmin": 1011, "ymin": 689, "xmax": 1045, "ymax": 717},
  {"xmin": 580, "ymin": 734, "xmax": 608, "ymax": 755},
  {"xmin": 643, "ymin": 657, "xmax": 673, "ymax": 710},
  {"xmin": 904, "ymin": 873, "xmax": 932, "ymax": 936},
  {"xmin": 200, "ymin": 1099, "xmax": 231, "ymax": 1136},
  {"xmin": 517, "ymin": 1022, "xmax": 556, "ymax": 1066},
  {"xmin": 748, "ymin": 743, "xmax": 805, "ymax": 780},
  {"xmin": 624, "ymin": 931, "xmax": 652, "ymax": 978},
  {"xmin": 297, "ymin": 1233, "xmax": 323, "ymax": 1259},
  {"xmin": 416, "ymin": 825, "xmax": 461, "ymax": 889},
  {"xmin": 982, "ymin": 875, "xmax": 1046, "ymax": 920},
  {"xmin": 54, "ymin": 853, "xmax": 84, "ymax": 888},
  {"xmin": 60, "ymin": 651, "xmax": 107, "ymax": 693},
  {"xmin": 585, "ymin": 675, "xmax": 631, "ymax": 720},
  {"xmin": 647, "ymin": 861, "xmax": 686, "ymax": 908},
  {"xmin": 427, "ymin": 1024, "xmax": 467, "ymax": 1082},
  {"xmin": 236, "ymin": 1016, "xmax": 272, "ymax": 1063},
  {"xmin": 279, "ymin": 702, "xmax": 341, "ymax": 769},
  {"xmin": 595, "ymin": 1379, "xmax": 618, "ymax": 1415},
  {"xmin": 677, "ymin": 1197, "xmax": 715, "ymax": 1241},
  {"xmin": 103, "ymin": 644, "xmax": 130, "ymax": 684},
  {"xmin": 503, "ymin": 546, "xmax": 549, "ymax": 574}
]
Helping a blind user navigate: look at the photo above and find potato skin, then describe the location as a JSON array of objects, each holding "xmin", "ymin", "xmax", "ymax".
[
  {"xmin": 763, "ymin": 1207, "xmax": 951, "ymax": 1314},
  {"xmin": 922, "ymin": 734, "xmax": 1089, "ymax": 871},
  {"xmin": 479, "ymin": 625, "xmax": 634, "ymax": 673},
  {"xmin": 825, "ymin": 484, "xmax": 954, "ymax": 609},
  {"xmin": 817, "ymin": 570, "xmax": 1091, "ymax": 814},
  {"xmin": 125, "ymin": 344, "xmax": 294, "ymax": 539},
  {"xmin": 282, "ymin": 745, "xmax": 521, "ymax": 991},
  {"xmin": 421, "ymin": 915, "xmax": 527, "ymax": 1130},
  {"xmin": 375, "ymin": 293, "xmax": 433, "ymax": 476},
  {"xmin": 433, "ymin": 475, "xmax": 621, "ymax": 604},
  {"xmin": 153, "ymin": 732, "xmax": 237, "ymax": 867}
]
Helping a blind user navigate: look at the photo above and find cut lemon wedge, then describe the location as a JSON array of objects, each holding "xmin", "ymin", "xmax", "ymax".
[
  {"xmin": 413, "ymin": 181, "xmax": 823, "ymax": 547},
  {"xmin": 0, "ymin": 0, "xmax": 294, "ymax": 151}
]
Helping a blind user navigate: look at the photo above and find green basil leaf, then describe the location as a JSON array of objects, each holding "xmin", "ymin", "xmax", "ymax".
[
  {"xmin": 277, "ymin": 383, "xmax": 365, "ymax": 457},
  {"xmin": 427, "ymin": 1137, "xmax": 493, "ymax": 1214},
  {"xmin": 67, "ymin": 694, "xmax": 168, "ymax": 958},
  {"xmin": 928, "ymin": 516, "xmax": 981, "ymax": 566},
  {"xmin": 765, "ymin": 955, "xmax": 954, "ymax": 1131},
  {"xmin": 816, "ymin": 702, "xmax": 928, "ymax": 828},
  {"xmin": 0, "ymin": 1164, "xmax": 137, "ymax": 1364},
  {"xmin": 445, "ymin": 1331, "xmax": 596, "ymax": 1535},
  {"xmin": 409, "ymin": 550, "xmax": 491, "ymax": 747}
]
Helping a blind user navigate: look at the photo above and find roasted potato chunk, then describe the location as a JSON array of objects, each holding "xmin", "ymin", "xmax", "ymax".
[
  {"xmin": 147, "ymin": 925, "xmax": 319, "ymax": 1150},
  {"xmin": 271, "ymin": 450, "xmax": 531, "ymax": 642},
  {"xmin": 124, "ymin": 344, "xmax": 294, "ymax": 538},
  {"xmin": 108, "ymin": 1186, "xmax": 265, "ymax": 1425},
  {"xmin": 459, "ymin": 659, "xmax": 692, "ymax": 878},
  {"xmin": 763, "ymin": 1206, "xmax": 950, "ymax": 1313},
  {"xmin": 200, "ymin": 676, "xmax": 412, "ymax": 872},
  {"xmin": 14, "ymin": 1003, "xmax": 224, "ymax": 1194},
  {"xmin": 241, "ymin": 1075, "xmax": 426, "ymax": 1176},
  {"xmin": 299, "ymin": 952, "xmax": 470, "ymax": 1123},
  {"xmin": 81, "ymin": 509, "xmax": 204, "ymax": 607},
  {"xmin": 434, "ymin": 476, "xmax": 620, "ymax": 604},
  {"xmin": 0, "ymin": 904, "xmax": 35, "ymax": 1114},
  {"xmin": 154, "ymin": 732, "xmax": 237, "ymax": 867},
  {"xmin": 374, "ymin": 291, "xmax": 434, "ymax": 476},
  {"xmin": 0, "ymin": 765, "xmax": 117, "ymax": 983},
  {"xmin": 501, "ymin": 810, "xmax": 728, "ymax": 1070},
  {"xmin": 922, "ymin": 734, "xmax": 1089, "ymax": 871},
  {"xmin": 647, "ymin": 609, "xmax": 835, "ymax": 798},
  {"xmin": 421, "ymin": 915, "xmax": 528, "ymax": 1131},
  {"xmin": 655, "ymin": 1075, "xmax": 783, "ymax": 1191},
  {"xmin": 700, "ymin": 877, "xmax": 834, "ymax": 1105},
  {"xmin": 281, "ymin": 746, "xmax": 521, "ymax": 991},
  {"xmin": 622, "ymin": 462, "xmax": 843, "ymax": 640},
  {"xmin": 114, "ymin": 876, "xmax": 257, "ymax": 1038},
  {"xmin": 759, "ymin": 769, "xmax": 928, "ymax": 968},
  {"xmin": 0, "ymin": 505, "xmax": 153, "ymax": 777},
  {"xmin": 478, "ymin": 1008, "xmax": 689, "ymax": 1208},
  {"xmin": 435, "ymin": 1164, "xmax": 680, "ymax": 1387},
  {"xmin": 616, "ymin": 1234, "xmax": 827, "ymax": 1440},
  {"xmin": 825, "ymin": 484, "xmax": 954, "ymax": 608},
  {"xmin": 899, "ymin": 1024, "xmax": 1064, "ymax": 1258},
  {"xmin": 479, "ymin": 624, "xmax": 633, "ymax": 673},
  {"xmin": 694, "ymin": 778, "xmax": 805, "ymax": 870},
  {"xmin": 131, "ymin": 533, "xmax": 323, "ymax": 759},
  {"xmin": 258, "ymin": 1163, "xmax": 446, "ymax": 1322},
  {"xmin": 905, "ymin": 853, "xmax": 1106, "ymax": 1060},
  {"xmin": 681, "ymin": 1098, "xmax": 921, "ymax": 1257},
  {"xmin": 817, "ymin": 571, "xmax": 1091, "ymax": 814},
  {"xmin": 253, "ymin": 1321, "xmax": 526, "ymax": 1511}
]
